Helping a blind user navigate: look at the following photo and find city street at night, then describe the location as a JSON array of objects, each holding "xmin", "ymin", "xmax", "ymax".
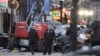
[{"xmin": 0, "ymin": 0, "xmax": 100, "ymax": 56}]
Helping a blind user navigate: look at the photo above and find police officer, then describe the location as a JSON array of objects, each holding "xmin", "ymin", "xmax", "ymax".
[
  {"xmin": 43, "ymin": 25, "xmax": 55, "ymax": 55},
  {"xmin": 28, "ymin": 27, "xmax": 39, "ymax": 55}
]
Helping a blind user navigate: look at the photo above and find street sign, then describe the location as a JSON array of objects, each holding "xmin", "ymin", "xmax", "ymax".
[
  {"xmin": 52, "ymin": 11, "xmax": 60, "ymax": 17},
  {"xmin": 52, "ymin": 10, "xmax": 60, "ymax": 20},
  {"xmin": 8, "ymin": 0, "xmax": 19, "ymax": 10}
]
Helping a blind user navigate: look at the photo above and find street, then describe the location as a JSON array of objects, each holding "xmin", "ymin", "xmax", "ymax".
[
  {"xmin": 0, "ymin": 52, "xmax": 92, "ymax": 56},
  {"xmin": 0, "ymin": 0, "xmax": 100, "ymax": 56},
  {"xmin": 0, "ymin": 52, "xmax": 62, "ymax": 56}
]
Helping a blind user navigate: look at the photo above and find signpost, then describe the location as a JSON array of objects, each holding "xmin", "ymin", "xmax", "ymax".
[
  {"xmin": 59, "ymin": 1, "xmax": 63, "ymax": 23},
  {"xmin": 8, "ymin": 0, "xmax": 19, "ymax": 36},
  {"xmin": 7, "ymin": 0, "xmax": 19, "ymax": 50}
]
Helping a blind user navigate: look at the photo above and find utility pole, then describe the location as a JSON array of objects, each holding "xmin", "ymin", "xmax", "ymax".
[
  {"xmin": 59, "ymin": 1, "xmax": 63, "ymax": 23},
  {"xmin": 7, "ymin": 0, "xmax": 19, "ymax": 50},
  {"xmin": 69, "ymin": 0, "xmax": 79, "ymax": 51}
]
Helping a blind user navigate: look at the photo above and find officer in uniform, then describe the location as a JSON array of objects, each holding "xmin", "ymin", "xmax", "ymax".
[
  {"xmin": 43, "ymin": 25, "xmax": 55, "ymax": 55},
  {"xmin": 28, "ymin": 27, "xmax": 39, "ymax": 55}
]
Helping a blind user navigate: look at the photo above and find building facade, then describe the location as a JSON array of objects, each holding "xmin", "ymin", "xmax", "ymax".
[{"xmin": 90, "ymin": 0, "xmax": 100, "ymax": 20}]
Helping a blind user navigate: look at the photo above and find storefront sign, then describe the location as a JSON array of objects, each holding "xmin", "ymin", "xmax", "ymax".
[{"xmin": 0, "ymin": 0, "xmax": 8, "ymax": 8}]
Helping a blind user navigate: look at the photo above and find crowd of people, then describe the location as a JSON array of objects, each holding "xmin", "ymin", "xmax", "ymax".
[{"xmin": 77, "ymin": 20, "xmax": 100, "ymax": 47}]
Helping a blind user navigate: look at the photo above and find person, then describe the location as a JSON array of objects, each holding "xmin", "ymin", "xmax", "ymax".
[
  {"xmin": 90, "ymin": 20, "xmax": 100, "ymax": 46},
  {"xmin": 78, "ymin": 20, "xmax": 100, "ymax": 47},
  {"xmin": 77, "ymin": 29, "xmax": 92, "ymax": 45},
  {"xmin": 43, "ymin": 25, "xmax": 55, "ymax": 55},
  {"xmin": 12, "ymin": 22, "xmax": 16, "ymax": 36},
  {"xmin": 77, "ymin": 25, "xmax": 87, "ymax": 36},
  {"xmin": 28, "ymin": 26, "xmax": 39, "ymax": 55}
]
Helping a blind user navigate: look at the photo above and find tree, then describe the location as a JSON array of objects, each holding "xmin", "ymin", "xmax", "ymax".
[{"xmin": 69, "ymin": 0, "xmax": 79, "ymax": 51}]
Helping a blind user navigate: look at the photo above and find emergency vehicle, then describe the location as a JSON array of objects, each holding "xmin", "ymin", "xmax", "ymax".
[{"xmin": 7, "ymin": 1, "xmax": 48, "ymax": 51}]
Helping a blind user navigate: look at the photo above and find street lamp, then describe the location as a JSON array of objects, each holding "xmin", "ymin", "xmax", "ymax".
[
  {"xmin": 78, "ymin": 9, "xmax": 93, "ymax": 23},
  {"xmin": 88, "ymin": 10, "xmax": 93, "ymax": 16},
  {"xmin": 78, "ymin": 9, "xmax": 93, "ymax": 16},
  {"xmin": 8, "ymin": 0, "xmax": 19, "ymax": 36},
  {"xmin": 62, "ymin": 8, "xmax": 66, "ymax": 11},
  {"xmin": 78, "ymin": 9, "xmax": 84, "ymax": 16},
  {"xmin": 8, "ymin": 0, "xmax": 19, "ymax": 50}
]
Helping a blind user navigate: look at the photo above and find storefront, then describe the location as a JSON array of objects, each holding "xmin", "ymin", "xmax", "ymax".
[{"xmin": 51, "ymin": 8, "xmax": 71, "ymax": 23}]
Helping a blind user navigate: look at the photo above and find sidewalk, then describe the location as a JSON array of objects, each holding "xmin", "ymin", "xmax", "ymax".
[{"xmin": 0, "ymin": 52, "xmax": 62, "ymax": 56}]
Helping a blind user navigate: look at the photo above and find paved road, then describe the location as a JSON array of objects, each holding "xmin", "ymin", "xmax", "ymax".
[
  {"xmin": 0, "ymin": 52, "xmax": 93, "ymax": 56},
  {"xmin": 0, "ymin": 52, "xmax": 62, "ymax": 56}
]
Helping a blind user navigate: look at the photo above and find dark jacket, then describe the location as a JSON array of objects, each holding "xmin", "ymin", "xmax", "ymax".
[
  {"xmin": 44, "ymin": 29, "xmax": 55, "ymax": 40},
  {"xmin": 90, "ymin": 20, "xmax": 100, "ymax": 46},
  {"xmin": 28, "ymin": 28, "xmax": 39, "ymax": 41},
  {"xmin": 91, "ymin": 27, "xmax": 100, "ymax": 46}
]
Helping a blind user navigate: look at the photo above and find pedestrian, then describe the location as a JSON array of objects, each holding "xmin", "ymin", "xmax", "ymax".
[
  {"xmin": 28, "ymin": 26, "xmax": 39, "ymax": 55},
  {"xmin": 12, "ymin": 22, "xmax": 16, "ymax": 36},
  {"xmin": 90, "ymin": 20, "xmax": 100, "ymax": 47},
  {"xmin": 43, "ymin": 25, "xmax": 55, "ymax": 55},
  {"xmin": 77, "ymin": 25, "xmax": 87, "ymax": 36},
  {"xmin": 77, "ymin": 29, "xmax": 93, "ymax": 45}
]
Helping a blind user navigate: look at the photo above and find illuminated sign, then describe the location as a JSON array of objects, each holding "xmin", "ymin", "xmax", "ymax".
[
  {"xmin": 51, "ymin": 9, "xmax": 70, "ymax": 20},
  {"xmin": 52, "ymin": 11, "xmax": 60, "ymax": 17}
]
